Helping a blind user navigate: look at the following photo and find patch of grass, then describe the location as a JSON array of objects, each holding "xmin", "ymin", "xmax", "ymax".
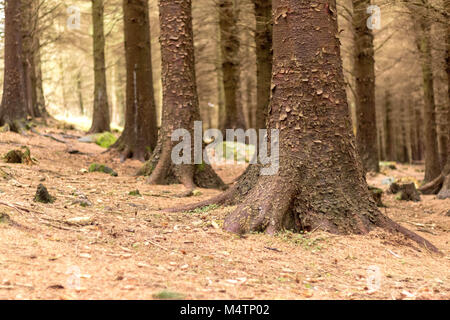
[
  {"xmin": 129, "ymin": 190, "xmax": 141, "ymax": 197},
  {"xmin": 188, "ymin": 204, "xmax": 219, "ymax": 214},
  {"xmin": 95, "ymin": 132, "xmax": 117, "ymax": 148},
  {"xmin": 277, "ymin": 230, "xmax": 325, "ymax": 251},
  {"xmin": 88, "ymin": 163, "xmax": 118, "ymax": 176},
  {"xmin": 153, "ymin": 290, "xmax": 185, "ymax": 300}
]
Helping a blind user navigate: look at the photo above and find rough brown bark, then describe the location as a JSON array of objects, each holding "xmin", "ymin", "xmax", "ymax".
[
  {"xmin": 137, "ymin": 0, "xmax": 225, "ymax": 191},
  {"xmin": 0, "ymin": 0, "xmax": 28, "ymax": 132},
  {"xmin": 420, "ymin": 0, "xmax": 450, "ymax": 198},
  {"xmin": 415, "ymin": 9, "xmax": 441, "ymax": 182},
  {"xmin": 353, "ymin": 0, "xmax": 379, "ymax": 172},
  {"xmin": 112, "ymin": 0, "xmax": 158, "ymax": 161},
  {"xmin": 254, "ymin": 0, "xmax": 272, "ymax": 132},
  {"xmin": 88, "ymin": 0, "xmax": 111, "ymax": 134},
  {"xmin": 218, "ymin": 0, "xmax": 245, "ymax": 132},
  {"xmin": 169, "ymin": 0, "xmax": 438, "ymax": 253},
  {"xmin": 383, "ymin": 90, "xmax": 396, "ymax": 161}
]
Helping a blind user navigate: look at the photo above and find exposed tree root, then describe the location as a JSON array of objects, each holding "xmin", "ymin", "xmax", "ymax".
[
  {"xmin": 437, "ymin": 175, "xmax": 450, "ymax": 199},
  {"xmin": 138, "ymin": 139, "xmax": 226, "ymax": 192},
  {"xmin": 419, "ymin": 174, "xmax": 445, "ymax": 195},
  {"xmin": 166, "ymin": 164, "xmax": 440, "ymax": 253}
]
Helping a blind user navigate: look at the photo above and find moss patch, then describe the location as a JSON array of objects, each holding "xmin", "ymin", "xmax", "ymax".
[
  {"xmin": 3, "ymin": 147, "xmax": 35, "ymax": 165},
  {"xmin": 88, "ymin": 163, "xmax": 118, "ymax": 177},
  {"xmin": 152, "ymin": 290, "xmax": 185, "ymax": 300},
  {"xmin": 34, "ymin": 184, "xmax": 55, "ymax": 203},
  {"xmin": 95, "ymin": 132, "xmax": 117, "ymax": 148}
]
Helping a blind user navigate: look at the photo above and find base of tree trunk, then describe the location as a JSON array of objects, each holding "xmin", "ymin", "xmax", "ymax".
[
  {"xmin": 137, "ymin": 140, "xmax": 226, "ymax": 191},
  {"xmin": 109, "ymin": 135, "xmax": 151, "ymax": 162},
  {"xmin": 0, "ymin": 118, "xmax": 27, "ymax": 134},
  {"xmin": 166, "ymin": 165, "xmax": 439, "ymax": 253},
  {"xmin": 437, "ymin": 175, "xmax": 450, "ymax": 199}
]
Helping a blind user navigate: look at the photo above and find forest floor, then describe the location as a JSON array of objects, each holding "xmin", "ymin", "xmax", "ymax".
[{"xmin": 0, "ymin": 122, "xmax": 449, "ymax": 300}]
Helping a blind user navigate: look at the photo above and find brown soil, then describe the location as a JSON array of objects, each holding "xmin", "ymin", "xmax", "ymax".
[{"xmin": 0, "ymin": 126, "xmax": 449, "ymax": 300}]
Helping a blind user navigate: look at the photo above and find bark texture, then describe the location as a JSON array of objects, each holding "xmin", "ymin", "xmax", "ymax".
[
  {"xmin": 137, "ymin": 0, "xmax": 225, "ymax": 191},
  {"xmin": 218, "ymin": 0, "xmax": 245, "ymax": 132},
  {"xmin": 254, "ymin": 0, "xmax": 273, "ymax": 131},
  {"xmin": 416, "ymin": 10, "xmax": 441, "ymax": 182},
  {"xmin": 169, "ymin": 0, "xmax": 438, "ymax": 253},
  {"xmin": 89, "ymin": 0, "xmax": 111, "ymax": 134},
  {"xmin": 112, "ymin": 0, "xmax": 158, "ymax": 161},
  {"xmin": 353, "ymin": 0, "xmax": 379, "ymax": 172},
  {"xmin": 0, "ymin": 0, "xmax": 28, "ymax": 132}
]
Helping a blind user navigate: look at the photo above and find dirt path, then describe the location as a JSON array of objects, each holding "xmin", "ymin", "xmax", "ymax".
[{"xmin": 0, "ymin": 126, "xmax": 449, "ymax": 299}]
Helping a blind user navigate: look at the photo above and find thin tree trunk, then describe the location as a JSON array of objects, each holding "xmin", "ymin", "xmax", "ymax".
[
  {"xmin": 76, "ymin": 70, "xmax": 84, "ymax": 116},
  {"xmin": 138, "ymin": 0, "xmax": 225, "ymax": 191},
  {"xmin": 353, "ymin": 0, "xmax": 379, "ymax": 172},
  {"xmin": 112, "ymin": 0, "xmax": 158, "ymax": 161},
  {"xmin": 415, "ymin": 8, "xmax": 441, "ymax": 182},
  {"xmin": 89, "ymin": 0, "xmax": 111, "ymax": 133},
  {"xmin": 0, "ymin": 0, "xmax": 28, "ymax": 132},
  {"xmin": 254, "ymin": 0, "xmax": 272, "ymax": 132},
  {"xmin": 218, "ymin": 0, "xmax": 245, "ymax": 132}
]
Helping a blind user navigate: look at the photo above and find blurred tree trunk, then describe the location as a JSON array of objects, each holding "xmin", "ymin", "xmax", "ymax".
[
  {"xmin": 383, "ymin": 90, "xmax": 395, "ymax": 161},
  {"xmin": 112, "ymin": 0, "xmax": 158, "ymax": 161},
  {"xmin": 415, "ymin": 8, "xmax": 441, "ymax": 182},
  {"xmin": 218, "ymin": 0, "xmax": 245, "ymax": 132},
  {"xmin": 76, "ymin": 70, "xmax": 84, "ymax": 116},
  {"xmin": 89, "ymin": 0, "xmax": 111, "ymax": 133},
  {"xmin": 0, "ymin": 0, "xmax": 28, "ymax": 132},
  {"xmin": 254, "ymin": 0, "xmax": 272, "ymax": 132},
  {"xmin": 353, "ymin": 0, "xmax": 379, "ymax": 172},
  {"xmin": 138, "ymin": 0, "xmax": 224, "ymax": 190}
]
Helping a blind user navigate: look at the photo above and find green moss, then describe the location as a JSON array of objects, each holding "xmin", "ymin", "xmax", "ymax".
[
  {"xmin": 188, "ymin": 204, "xmax": 219, "ymax": 214},
  {"xmin": 129, "ymin": 190, "xmax": 141, "ymax": 197},
  {"xmin": 0, "ymin": 213, "xmax": 11, "ymax": 224},
  {"xmin": 34, "ymin": 184, "xmax": 55, "ymax": 203},
  {"xmin": 88, "ymin": 163, "xmax": 118, "ymax": 176},
  {"xmin": 153, "ymin": 290, "xmax": 185, "ymax": 300},
  {"xmin": 95, "ymin": 132, "xmax": 117, "ymax": 148}
]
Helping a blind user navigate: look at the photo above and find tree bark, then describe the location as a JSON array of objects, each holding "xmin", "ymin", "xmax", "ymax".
[
  {"xmin": 0, "ymin": 0, "xmax": 28, "ymax": 132},
  {"xmin": 353, "ymin": 0, "xmax": 379, "ymax": 172},
  {"xmin": 254, "ymin": 0, "xmax": 273, "ymax": 132},
  {"xmin": 415, "ymin": 9, "xmax": 441, "ymax": 182},
  {"xmin": 218, "ymin": 0, "xmax": 245, "ymax": 132},
  {"xmin": 169, "ymin": 0, "xmax": 438, "ymax": 252},
  {"xmin": 137, "ymin": 0, "xmax": 225, "ymax": 191},
  {"xmin": 420, "ymin": 0, "xmax": 450, "ymax": 198},
  {"xmin": 89, "ymin": 0, "xmax": 111, "ymax": 133},
  {"xmin": 112, "ymin": 0, "xmax": 158, "ymax": 161}
]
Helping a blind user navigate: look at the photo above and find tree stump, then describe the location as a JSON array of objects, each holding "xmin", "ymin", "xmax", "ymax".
[{"xmin": 389, "ymin": 183, "xmax": 421, "ymax": 201}]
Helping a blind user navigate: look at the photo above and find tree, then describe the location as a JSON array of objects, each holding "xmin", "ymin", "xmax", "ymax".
[
  {"xmin": 411, "ymin": 2, "xmax": 441, "ymax": 183},
  {"xmin": 137, "ymin": 0, "xmax": 225, "ymax": 191},
  {"xmin": 353, "ymin": 0, "xmax": 379, "ymax": 172},
  {"xmin": 218, "ymin": 0, "xmax": 245, "ymax": 132},
  {"xmin": 0, "ymin": 0, "xmax": 28, "ymax": 132},
  {"xmin": 254, "ymin": 0, "xmax": 272, "ymax": 132},
  {"xmin": 170, "ymin": 0, "xmax": 438, "ymax": 252},
  {"xmin": 111, "ymin": 0, "xmax": 158, "ymax": 161},
  {"xmin": 88, "ymin": 0, "xmax": 111, "ymax": 133},
  {"xmin": 419, "ymin": 0, "xmax": 450, "ymax": 198}
]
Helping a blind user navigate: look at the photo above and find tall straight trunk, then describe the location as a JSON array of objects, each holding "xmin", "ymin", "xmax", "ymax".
[
  {"xmin": 415, "ymin": 10, "xmax": 441, "ymax": 182},
  {"xmin": 218, "ymin": 0, "xmax": 244, "ymax": 131},
  {"xmin": 34, "ymin": 39, "xmax": 47, "ymax": 118},
  {"xmin": 254, "ymin": 0, "xmax": 272, "ymax": 132},
  {"xmin": 353, "ymin": 0, "xmax": 378, "ymax": 172},
  {"xmin": 89, "ymin": 0, "xmax": 110, "ymax": 133},
  {"xmin": 112, "ymin": 0, "xmax": 158, "ymax": 161},
  {"xmin": 76, "ymin": 70, "xmax": 84, "ymax": 116},
  {"xmin": 171, "ymin": 0, "xmax": 437, "ymax": 252},
  {"xmin": 0, "ymin": 0, "xmax": 28, "ymax": 132},
  {"xmin": 383, "ymin": 90, "xmax": 395, "ymax": 161},
  {"xmin": 138, "ymin": 0, "xmax": 224, "ymax": 190},
  {"xmin": 420, "ymin": 0, "xmax": 450, "ymax": 198}
]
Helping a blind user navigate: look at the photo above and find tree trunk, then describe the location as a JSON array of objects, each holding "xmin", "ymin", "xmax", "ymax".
[
  {"xmin": 76, "ymin": 70, "xmax": 84, "ymax": 116},
  {"xmin": 254, "ymin": 0, "xmax": 272, "ymax": 132},
  {"xmin": 137, "ymin": 0, "xmax": 225, "ymax": 191},
  {"xmin": 218, "ymin": 0, "xmax": 245, "ymax": 132},
  {"xmin": 0, "ymin": 0, "xmax": 28, "ymax": 132},
  {"xmin": 169, "ymin": 0, "xmax": 438, "ymax": 252},
  {"xmin": 416, "ymin": 11, "xmax": 441, "ymax": 182},
  {"xmin": 353, "ymin": 0, "xmax": 379, "ymax": 172},
  {"xmin": 420, "ymin": 0, "xmax": 450, "ymax": 198},
  {"xmin": 112, "ymin": 0, "xmax": 158, "ymax": 161},
  {"xmin": 89, "ymin": 0, "xmax": 111, "ymax": 133},
  {"xmin": 383, "ymin": 90, "xmax": 395, "ymax": 161}
]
